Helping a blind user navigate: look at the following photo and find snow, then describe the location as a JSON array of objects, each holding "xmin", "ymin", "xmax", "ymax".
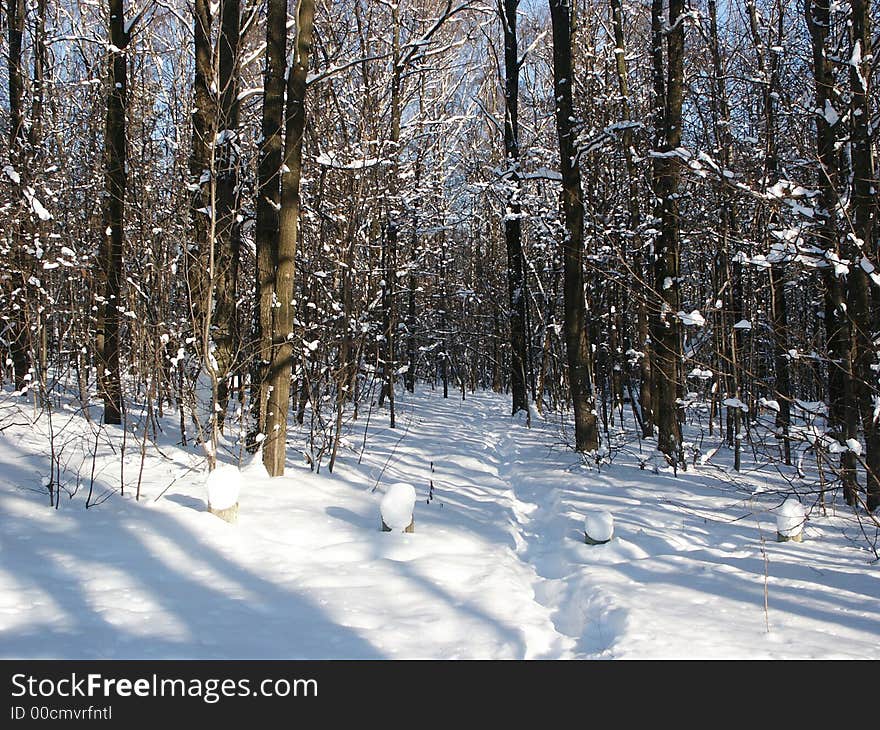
[
  {"xmin": 850, "ymin": 41, "xmax": 867, "ymax": 91},
  {"xmin": 23, "ymin": 187, "xmax": 52, "ymax": 221},
  {"xmin": 237, "ymin": 87, "xmax": 264, "ymax": 103},
  {"xmin": 861, "ymin": 257, "xmax": 880, "ymax": 287},
  {"xmin": 722, "ymin": 397, "xmax": 748, "ymax": 412},
  {"xmin": 315, "ymin": 151, "xmax": 381, "ymax": 170},
  {"xmin": 733, "ymin": 319, "xmax": 752, "ymax": 330},
  {"xmin": 206, "ymin": 464, "xmax": 242, "ymax": 511},
  {"xmin": 3, "ymin": 164, "xmax": 21, "ymax": 185},
  {"xmin": 795, "ymin": 400, "xmax": 827, "ymax": 416},
  {"xmin": 824, "ymin": 250, "xmax": 850, "ymax": 276},
  {"xmin": 678, "ymin": 310, "xmax": 705, "ymax": 327},
  {"xmin": 822, "ymin": 100, "xmax": 839, "ymax": 127},
  {"xmin": 0, "ymin": 390, "xmax": 878, "ymax": 659},
  {"xmin": 845, "ymin": 439, "xmax": 862, "ymax": 456},
  {"xmin": 688, "ymin": 368, "xmax": 713, "ymax": 380},
  {"xmin": 775, "ymin": 498, "xmax": 805, "ymax": 538},
  {"xmin": 379, "ymin": 482, "xmax": 417, "ymax": 531},
  {"xmin": 584, "ymin": 511, "xmax": 614, "ymax": 543}
]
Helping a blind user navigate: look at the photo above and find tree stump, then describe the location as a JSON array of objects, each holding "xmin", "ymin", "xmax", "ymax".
[
  {"xmin": 210, "ymin": 502, "xmax": 239, "ymax": 524},
  {"xmin": 584, "ymin": 510, "xmax": 614, "ymax": 545},
  {"xmin": 584, "ymin": 532, "xmax": 610, "ymax": 546},
  {"xmin": 776, "ymin": 530, "xmax": 802, "ymax": 543},
  {"xmin": 775, "ymin": 497, "xmax": 805, "ymax": 543},
  {"xmin": 382, "ymin": 517, "xmax": 414, "ymax": 533}
]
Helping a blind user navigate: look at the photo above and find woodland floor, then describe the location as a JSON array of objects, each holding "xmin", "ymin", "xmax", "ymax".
[{"xmin": 0, "ymin": 389, "xmax": 878, "ymax": 658}]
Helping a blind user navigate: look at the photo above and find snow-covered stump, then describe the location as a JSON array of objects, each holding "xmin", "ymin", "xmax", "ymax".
[
  {"xmin": 382, "ymin": 517, "xmax": 414, "ymax": 533},
  {"xmin": 210, "ymin": 502, "xmax": 239, "ymax": 523},
  {"xmin": 380, "ymin": 482, "xmax": 416, "ymax": 533},
  {"xmin": 585, "ymin": 510, "xmax": 614, "ymax": 545},
  {"xmin": 206, "ymin": 464, "xmax": 242, "ymax": 524},
  {"xmin": 776, "ymin": 497, "xmax": 805, "ymax": 543}
]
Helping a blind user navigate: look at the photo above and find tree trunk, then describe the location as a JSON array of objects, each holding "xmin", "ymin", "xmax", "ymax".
[
  {"xmin": 379, "ymin": 3, "xmax": 402, "ymax": 428},
  {"xmin": 98, "ymin": 0, "xmax": 128, "ymax": 425},
  {"xmin": 6, "ymin": 0, "xmax": 29, "ymax": 391},
  {"xmin": 610, "ymin": 0, "xmax": 651, "ymax": 437},
  {"xmin": 847, "ymin": 0, "xmax": 879, "ymax": 511},
  {"xmin": 770, "ymin": 262, "xmax": 792, "ymax": 464},
  {"xmin": 708, "ymin": 0, "xmax": 743, "ymax": 471},
  {"xmin": 649, "ymin": 0, "xmax": 685, "ymax": 465},
  {"xmin": 549, "ymin": 0, "xmax": 598, "ymax": 453},
  {"xmin": 187, "ymin": 0, "xmax": 217, "ymax": 447},
  {"xmin": 214, "ymin": 0, "xmax": 242, "ymax": 431},
  {"xmin": 262, "ymin": 0, "xmax": 316, "ymax": 477},
  {"xmin": 747, "ymin": 0, "xmax": 792, "ymax": 466},
  {"xmin": 250, "ymin": 0, "xmax": 286, "ymax": 450},
  {"xmin": 405, "ymin": 159, "xmax": 421, "ymax": 394},
  {"xmin": 806, "ymin": 0, "xmax": 858, "ymax": 504},
  {"xmin": 502, "ymin": 0, "xmax": 529, "ymax": 419}
]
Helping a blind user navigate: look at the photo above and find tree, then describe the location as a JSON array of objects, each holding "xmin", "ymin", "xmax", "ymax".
[
  {"xmin": 213, "ymin": 0, "xmax": 244, "ymax": 430},
  {"xmin": 97, "ymin": 0, "xmax": 130, "ymax": 425},
  {"xmin": 609, "ymin": 0, "xmax": 652, "ymax": 438},
  {"xmin": 805, "ymin": 0, "xmax": 858, "ymax": 504},
  {"xmin": 847, "ymin": 0, "xmax": 879, "ymax": 512},
  {"xmin": 500, "ymin": 0, "xmax": 530, "ymax": 419},
  {"xmin": 262, "ymin": 0, "xmax": 316, "ymax": 477},
  {"xmin": 746, "ymin": 0, "xmax": 793, "ymax": 467},
  {"xmin": 549, "ymin": 0, "xmax": 599, "ymax": 453},
  {"xmin": 251, "ymin": 0, "xmax": 287, "ymax": 451},
  {"xmin": 6, "ymin": 0, "xmax": 29, "ymax": 391},
  {"xmin": 649, "ymin": 0, "xmax": 685, "ymax": 466}
]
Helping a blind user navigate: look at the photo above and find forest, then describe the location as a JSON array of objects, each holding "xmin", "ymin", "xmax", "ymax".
[
  {"xmin": 3, "ymin": 0, "xmax": 879, "ymax": 504},
  {"xmin": 0, "ymin": 0, "xmax": 879, "ymax": 660}
]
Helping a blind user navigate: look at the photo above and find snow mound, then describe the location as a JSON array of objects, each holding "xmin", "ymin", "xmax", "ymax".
[
  {"xmin": 776, "ymin": 497, "xmax": 805, "ymax": 537},
  {"xmin": 380, "ymin": 482, "xmax": 416, "ymax": 531},
  {"xmin": 206, "ymin": 464, "xmax": 242, "ymax": 510},
  {"xmin": 845, "ymin": 438, "xmax": 862, "ymax": 456},
  {"xmin": 585, "ymin": 510, "xmax": 614, "ymax": 543},
  {"xmin": 678, "ymin": 310, "xmax": 705, "ymax": 327}
]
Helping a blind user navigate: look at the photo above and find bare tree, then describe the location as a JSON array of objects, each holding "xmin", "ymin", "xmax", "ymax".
[
  {"xmin": 549, "ymin": 0, "xmax": 599, "ymax": 453},
  {"xmin": 97, "ymin": 0, "xmax": 130, "ymax": 425},
  {"xmin": 262, "ymin": 0, "xmax": 316, "ymax": 477},
  {"xmin": 649, "ymin": 0, "xmax": 685, "ymax": 466},
  {"xmin": 500, "ymin": 0, "xmax": 530, "ymax": 419}
]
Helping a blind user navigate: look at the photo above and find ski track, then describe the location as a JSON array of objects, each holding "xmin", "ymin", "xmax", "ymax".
[{"xmin": 1, "ymin": 390, "xmax": 879, "ymax": 659}]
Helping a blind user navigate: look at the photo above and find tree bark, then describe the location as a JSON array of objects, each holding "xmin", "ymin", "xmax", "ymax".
[
  {"xmin": 501, "ymin": 0, "xmax": 529, "ymax": 419},
  {"xmin": 847, "ymin": 0, "xmax": 879, "ymax": 511},
  {"xmin": 250, "ymin": 0, "xmax": 286, "ymax": 450},
  {"xmin": 6, "ymin": 0, "xmax": 29, "ymax": 391},
  {"xmin": 549, "ymin": 0, "xmax": 598, "ymax": 453},
  {"xmin": 806, "ymin": 0, "xmax": 858, "ymax": 504},
  {"xmin": 610, "ymin": 0, "xmax": 652, "ymax": 437},
  {"xmin": 747, "ymin": 0, "xmax": 792, "ymax": 466},
  {"xmin": 214, "ymin": 0, "xmax": 242, "ymax": 431},
  {"xmin": 379, "ymin": 2, "xmax": 402, "ymax": 428},
  {"xmin": 98, "ymin": 0, "xmax": 128, "ymax": 425},
  {"xmin": 262, "ymin": 0, "xmax": 316, "ymax": 477},
  {"xmin": 708, "ymin": 0, "xmax": 743, "ymax": 471},
  {"xmin": 649, "ymin": 0, "xmax": 685, "ymax": 465}
]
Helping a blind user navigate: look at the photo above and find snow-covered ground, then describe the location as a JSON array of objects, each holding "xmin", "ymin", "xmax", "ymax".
[{"xmin": 0, "ymin": 390, "xmax": 878, "ymax": 659}]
